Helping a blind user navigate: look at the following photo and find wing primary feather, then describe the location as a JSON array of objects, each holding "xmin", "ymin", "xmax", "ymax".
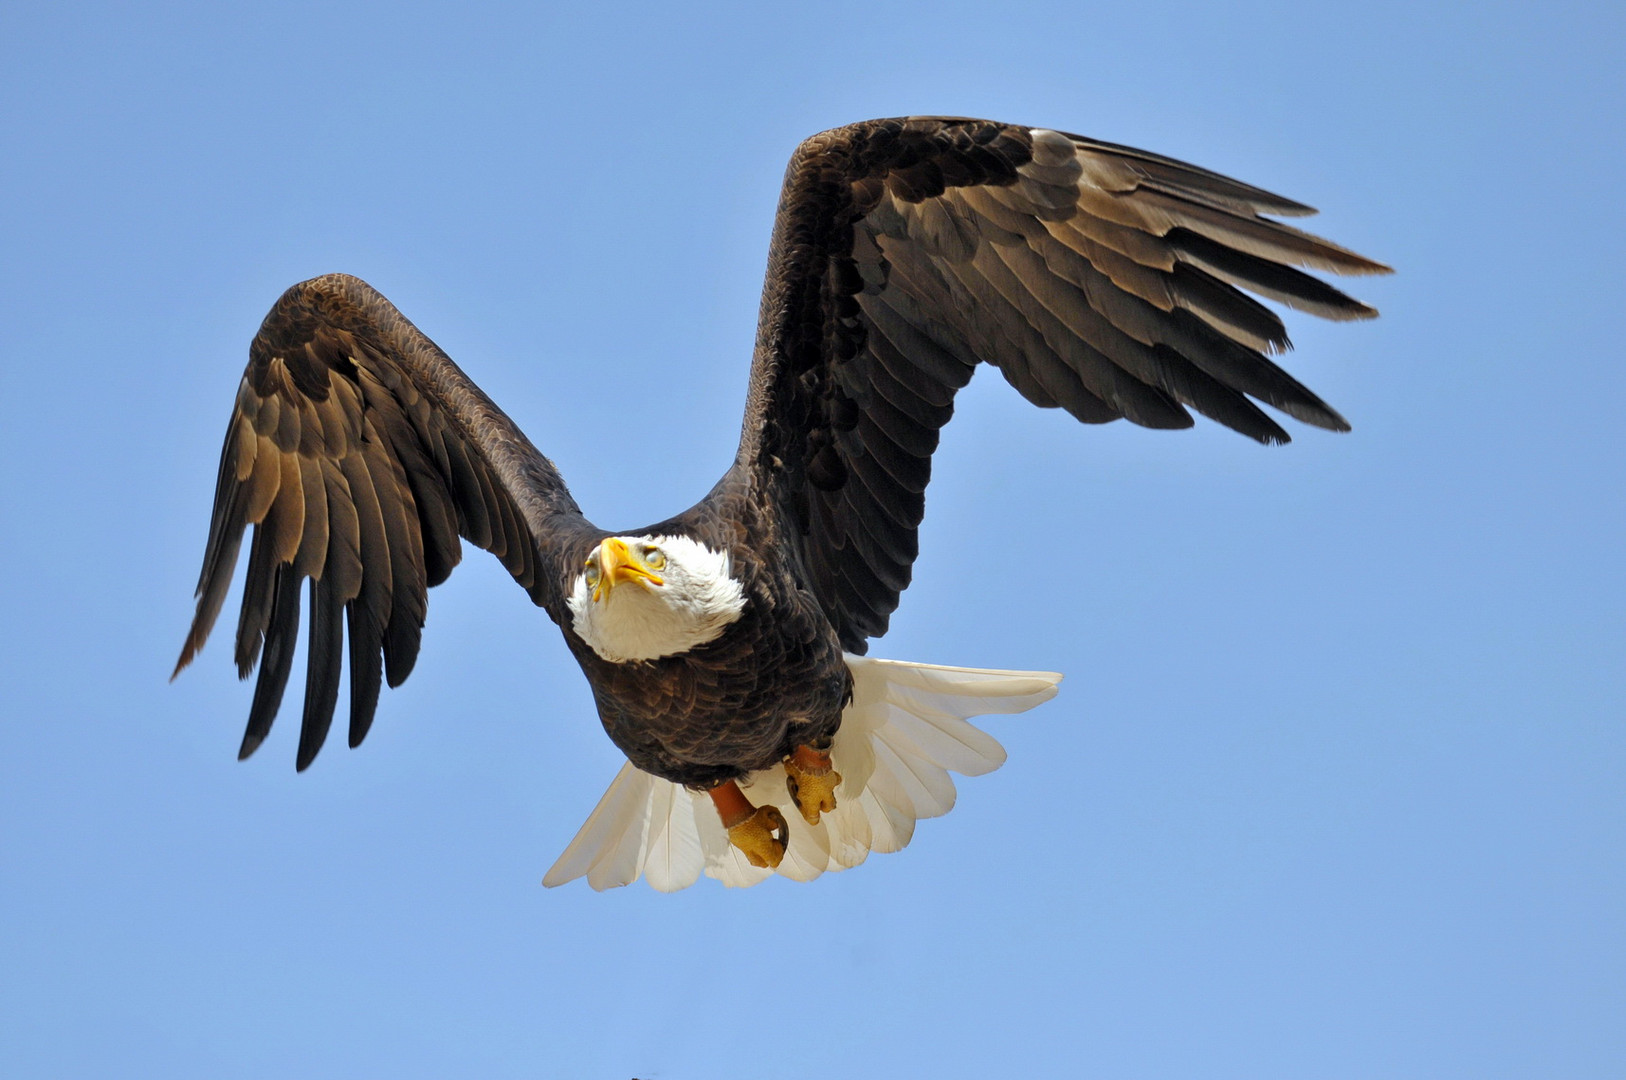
[
  {"xmin": 1147, "ymin": 344, "xmax": 1290, "ymax": 445},
  {"xmin": 1033, "ymin": 226, "xmax": 1351, "ymax": 429},
  {"xmin": 346, "ymin": 598, "xmax": 384, "ymax": 749},
  {"xmin": 1067, "ymin": 136, "xmax": 1319, "ymax": 216},
  {"xmin": 1169, "ymin": 228, "xmax": 1379, "ymax": 320},
  {"xmin": 239, "ymin": 566, "xmax": 302, "ymax": 760},
  {"xmin": 381, "ymin": 598, "xmax": 424, "ymax": 688},
  {"xmin": 363, "ymin": 430, "xmax": 428, "ymax": 692},
  {"xmin": 296, "ymin": 574, "xmax": 344, "ymax": 771},
  {"xmin": 1048, "ymin": 270, "xmax": 1285, "ymax": 440},
  {"xmin": 172, "ymin": 499, "xmax": 245, "ymax": 677},
  {"xmin": 1134, "ymin": 187, "xmax": 1391, "ymax": 276},
  {"xmin": 233, "ymin": 524, "xmax": 275, "ymax": 677},
  {"xmin": 1169, "ymin": 262, "xmax": 1290, "ymax": 354},
  {"xmin": 177, "ymin": 475, "xmax": 252, "ymax": 676},
  {"xmin": 333, "ymin": 452, "xmax": 390, "ymax": 722},
  {"xmin": 1168, "ymin": 310, "xmax": 1351, "ymax": 432}
]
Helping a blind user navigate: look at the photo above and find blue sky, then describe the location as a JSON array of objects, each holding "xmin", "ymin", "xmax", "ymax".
[{"xmin": 1, "ymin": 1, "xmax": 1621, "ymax": 1077}]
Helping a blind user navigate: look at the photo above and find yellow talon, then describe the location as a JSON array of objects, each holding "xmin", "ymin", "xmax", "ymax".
[
  {"xmin": 727, "ymin": 805, "xmax": 789, "ymax": 869},
  {"xmin": 785, "ymin": 745, "xmax": 841, "ymax": 826}
]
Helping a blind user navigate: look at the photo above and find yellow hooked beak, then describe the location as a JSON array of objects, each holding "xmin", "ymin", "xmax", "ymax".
[{"xmin": 592, "ymin": 538, "xmax": 665, "ymax": 602}]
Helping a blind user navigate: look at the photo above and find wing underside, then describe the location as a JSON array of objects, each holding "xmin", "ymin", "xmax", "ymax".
[
  {"xmin": 176, "ymin": 274, "xmax": 586, "ymax": 769},
  {"xmin": 736, "ymin": 118, "xmax": 1388, "ymax": 651}
]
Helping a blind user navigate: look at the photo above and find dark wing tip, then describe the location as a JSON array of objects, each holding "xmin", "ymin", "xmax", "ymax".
[
  {"xmin": 1329, "ymin": 252, "xmax": 1394, "ymax": 278},
  {"xmin": 170, "ymin": 639, "xmax": 199, "ymax": 682},
  {"xmin": 237, "ymin": 730, "xmax": 265, "ymax": 761},
  {"xmin": 1333, "ymin": 300, "xmax": 1381, "ymax": 321}
]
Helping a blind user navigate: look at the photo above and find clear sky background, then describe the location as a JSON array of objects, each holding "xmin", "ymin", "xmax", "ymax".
[{"xmin": 2, "ymin": 2, "xmax": 1621, "ymax": 1077}]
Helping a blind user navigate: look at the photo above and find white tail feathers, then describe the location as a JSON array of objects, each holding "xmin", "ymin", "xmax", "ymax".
[{"xmin": 542, "ymin": 655, "xmax": 1062, "ymax": 891}]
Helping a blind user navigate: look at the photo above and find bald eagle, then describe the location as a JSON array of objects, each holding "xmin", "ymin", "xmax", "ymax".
[{"xmin": 174, "ymin": 118, "xmax": 1386, "ymax": 890}]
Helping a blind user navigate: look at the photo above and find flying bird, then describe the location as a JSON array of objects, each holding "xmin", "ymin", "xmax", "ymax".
[{"xmin": 174, "ymin": 117, "xmax": 1387, "ymax": 890}]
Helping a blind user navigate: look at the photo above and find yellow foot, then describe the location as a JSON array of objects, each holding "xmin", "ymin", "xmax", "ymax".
[
  {"xmin": 727, "ymin": 806, "xmax": 789, "ymax": 869},
  {"xmin": 708, "ymin": 780, "xmax": 788, "ymax": 869},
  {"xmin": 784, "ymin": 743, "xmax": 842, "ymax": 826}
]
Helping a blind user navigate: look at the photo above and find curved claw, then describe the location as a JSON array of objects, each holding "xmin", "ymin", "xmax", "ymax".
[{"xmin": 727, "ymin": 805, "xmax": 788, "ymax": 869}]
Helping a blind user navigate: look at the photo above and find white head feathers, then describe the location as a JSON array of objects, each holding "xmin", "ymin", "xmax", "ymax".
[{"xmin": 567, "ymin": 535, "xmax": 746, "ymax": 663}]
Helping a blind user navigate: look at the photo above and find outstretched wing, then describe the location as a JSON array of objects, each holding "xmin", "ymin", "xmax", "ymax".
[
  {"xmin": 175, "ymin": 274, "xmax": 589, "ymax": 769},
  {"xmin": 737, "ymin": 117, "xmax": 1389, "ymax": 652}
]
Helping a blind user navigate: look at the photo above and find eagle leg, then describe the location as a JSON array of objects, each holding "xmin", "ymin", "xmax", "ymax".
[
  {"xmin": 783, "ymin": 740, "xmax": 841, "ymax": 827},
  {"xmin": 709, "ymin": 780, "xmax": 788, "ymax": 869}
]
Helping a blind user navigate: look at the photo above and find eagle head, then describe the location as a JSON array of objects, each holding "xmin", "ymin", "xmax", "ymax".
[{"xmin": 566, "ymin": 535, "xmax": 746, "ymax": 663}]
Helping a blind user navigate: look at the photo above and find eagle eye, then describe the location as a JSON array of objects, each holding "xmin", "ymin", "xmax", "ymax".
[{"xmin": 643, "ymin": 545, "xmax": 667, "ymax": 570}]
